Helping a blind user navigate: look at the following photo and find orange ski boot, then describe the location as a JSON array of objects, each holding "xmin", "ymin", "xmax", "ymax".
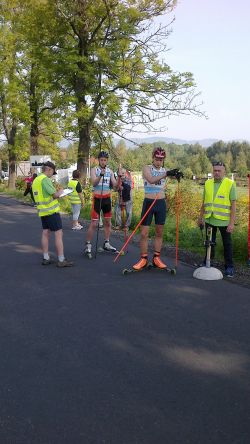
[
  {"xmin": 132, "ymin": 254, "xmax": 148, "ymax": 271},
  {"xmin": 152, "ymin": 252, "xmax": 167, "ymax": 269}
]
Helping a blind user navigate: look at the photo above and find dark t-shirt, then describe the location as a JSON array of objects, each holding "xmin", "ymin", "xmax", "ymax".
[
  {"xmin": 121, "ymin": 181, "xmax": 131, "ymax": 202},
  {"xmin": 76, "ymin": 181, "xmax": 82, "ymax": 193}
]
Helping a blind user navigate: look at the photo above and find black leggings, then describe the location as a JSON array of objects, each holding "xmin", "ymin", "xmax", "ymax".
[{"xmin": 205, "ymin": 223, "xmax": 233, "ymax": 268}]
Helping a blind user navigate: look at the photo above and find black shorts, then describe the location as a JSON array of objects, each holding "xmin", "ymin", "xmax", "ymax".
[
  {"xmin": 141, "ymin": 198, "xmax": 167, "ymax": 226},
  {"xmin": 92, "ymin": 196, "xmax": 112, "ymax": 219},
  {"xmin": 41, "ymin": 213, "xmax": 62, "ymax": 232}
]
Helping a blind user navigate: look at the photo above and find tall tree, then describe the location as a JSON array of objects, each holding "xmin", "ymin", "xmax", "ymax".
[
  {"xmin": 14, "ymin": 0, "xmax": 66, "ymax": 156},
  {"xmin": 0, "ymin": 2, "xmax": 30, "ymax": 188},
  {"xmin": 28, "ymin": 0, "xmax": 203, "ymax": 180}
]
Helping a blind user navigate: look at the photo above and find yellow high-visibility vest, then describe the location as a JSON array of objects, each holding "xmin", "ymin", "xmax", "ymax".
[
  {"xmin": 32, "ymin": 174, "xmax": 60, "ymax": 217},
  {"xmin": 68, "ymin": 179, "xmax": 81, "ymax": 204},
  {"xmin": 204, "ymin": 177, "xmax": 233, "ymax": 220}
]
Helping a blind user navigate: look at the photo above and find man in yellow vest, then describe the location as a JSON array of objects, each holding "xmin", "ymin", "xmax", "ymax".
[
  {"xmin": 198, "ymin": 161, "xmax": 237, "ymax": 277},
  {"xmin": 32, "ymin": 161, "xmax": 73, "ymax": 267}
]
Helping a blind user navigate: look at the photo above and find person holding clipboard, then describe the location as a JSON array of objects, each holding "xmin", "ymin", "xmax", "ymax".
[{"xmin": 32, "ymin": 161, "xmax": 74, "ymax": 267}]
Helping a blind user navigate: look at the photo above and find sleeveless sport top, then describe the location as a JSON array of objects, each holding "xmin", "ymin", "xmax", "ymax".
[
  {"xmin": 93, "ymin": 167, "xmax": 112, "ymax": 194},
  {"xmin": 143, "ymin": 166, "xmax": 166, "ymax": 194}
]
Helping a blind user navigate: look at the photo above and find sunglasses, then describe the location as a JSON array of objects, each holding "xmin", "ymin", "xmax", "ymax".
[{"xmin": 212, "ymin": 162, "xmax": 225, "ymax": 167}]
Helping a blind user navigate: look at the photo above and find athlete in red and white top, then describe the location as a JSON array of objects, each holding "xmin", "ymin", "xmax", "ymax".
[{"xmin": 84, "ymin": 151, "xmax": 120, "ymax": 254}]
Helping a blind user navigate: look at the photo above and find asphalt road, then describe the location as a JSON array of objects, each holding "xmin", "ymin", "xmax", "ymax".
[{"xmin": 0, "ymin": 194, "xmax": 250, "ymax": 444}]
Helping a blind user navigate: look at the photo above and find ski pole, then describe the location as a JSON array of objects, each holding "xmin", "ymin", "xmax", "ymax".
[
  {"xmin": 248, "ymin": 173, "xmax": 250, "ymax": 266},
  {"xmin": 122, "ymin": 205, "xmax": 128, "ymax": 242},
  {"xmin": 205, "ymin": 225, "xmax": 213, "ymax": 268},
  {"xmin": 117, "ymin": 166, "xmax": 128, "ymax": 251},
  {"xmin": 114, "ymin": 190, "xmax": 162, "ymax": 263},
  {"xmin": 94, "ymin": 175, "xmax": 104, "ymax": 259},
  {"xmin": 119, "ymin": 178, "xmax": 128, "ymax": 246},
  {"xmin": 175, "ymin": 179, "xmax": 181, "ymax": 269}
]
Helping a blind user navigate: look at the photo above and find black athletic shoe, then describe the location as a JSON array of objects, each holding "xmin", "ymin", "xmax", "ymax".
[{"xmin": 41, "ymin": 258, "xmax": 54, "ymax": 265}]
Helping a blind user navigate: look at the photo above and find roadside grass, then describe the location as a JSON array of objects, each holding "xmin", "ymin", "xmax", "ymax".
[{"xmin": 1, "ymin": 180, "xmax": 249, "ymax": 265}]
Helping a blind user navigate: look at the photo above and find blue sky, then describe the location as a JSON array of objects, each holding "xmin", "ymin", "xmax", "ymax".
[{"xmin": 133, "ymin": 0, "xmax": 250, "ymax": 142}]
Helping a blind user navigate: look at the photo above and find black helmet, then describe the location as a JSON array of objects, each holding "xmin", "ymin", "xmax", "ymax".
[{"xmin": 98, "ymin": 151, "xmax": 109, "ymax": 159}]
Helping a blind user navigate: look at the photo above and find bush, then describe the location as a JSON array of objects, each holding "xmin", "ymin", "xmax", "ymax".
[{"xmin": 15, "ymin": 176, "xmax": 26, "ymax": 191}]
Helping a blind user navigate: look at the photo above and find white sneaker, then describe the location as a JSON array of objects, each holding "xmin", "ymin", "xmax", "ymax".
[
  {"xmin": 72, "ymin": 225, "xmax": 82, "ymax": 230},
  {"xmin": 103, "ymin": 241, "xmax": 116, "ymax": 252},
  {"xmin": 85, "ymin": 243, "xmax": 92, "ymax": 253}
]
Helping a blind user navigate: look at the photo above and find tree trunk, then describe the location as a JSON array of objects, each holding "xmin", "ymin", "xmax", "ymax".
[
  {"xmin": 30, "ymin": 67, "xmax": 39, "ymax": 155},
  {"xmin": 8, "ymin": 153, "xmax": 16, "ymax": 190},
  {"xmin": 30, "ymin": 120, "xmax": 39, "ymax": 155},
  {"xmin": 8, "ymin": 124, "xmax": 17, "ymax": 190},
  {"xmin": 77, "ymin": 118, "xmax": 91, "ymax": 183}
]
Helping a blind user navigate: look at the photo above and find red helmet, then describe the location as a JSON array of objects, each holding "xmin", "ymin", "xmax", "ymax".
[{"xmin": 153, "ymin": 147, "xmax": 166, "ymax": 159}]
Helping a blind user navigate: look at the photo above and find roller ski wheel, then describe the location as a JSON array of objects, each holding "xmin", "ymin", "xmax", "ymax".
[
  {"xmin": 122, "ymin": 268, "xmax": 146, "ymax": 275},
  {"xmin": 122, "ymin": 268, "xmax": 133, "ymax": 275},
  {"xmin": 122, "ymin": 264, "xmax": 150, "ymax": 275},
  {"xmin": 84, "ymin": 251, "xmax": 92, "ymax": 259},
  {"xmin": 97, "ymin": 247, "xmax": 119, "ymax": 255},
  {"xmin": 147, "ymin": 262, "xmax": 176, "ymax": 275}
]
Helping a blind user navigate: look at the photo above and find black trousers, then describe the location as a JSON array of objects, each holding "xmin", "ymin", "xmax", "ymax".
[{"xmin": 205, "ymin": 223, "xmax": 233, "ymax": 268}]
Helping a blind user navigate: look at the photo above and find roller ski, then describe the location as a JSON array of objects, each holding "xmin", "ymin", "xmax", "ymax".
[
  {"xmin": 97, "ymin": 240, "xmax": 120, "ymax": 255},
  {"xmin": 122, "ymin": 253, "xmax": 176, "ymax": 275},
  {"xmin": 84, "ymin": 242, "xmax": 92, "ymax": 259},
  {"xmin": 122, "ymin": 255, "xmax": 149, "ymax": 275},
  {"xmin": 149, "ymin": 253, "xmax": 176, "ymax": 274}
]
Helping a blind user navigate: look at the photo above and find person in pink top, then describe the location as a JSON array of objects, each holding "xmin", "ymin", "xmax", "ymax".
[{"xmin": 24, "ymin": 172, "xmax": 37, "ymax": 203}]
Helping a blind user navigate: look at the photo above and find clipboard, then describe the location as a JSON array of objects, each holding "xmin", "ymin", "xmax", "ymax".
[{"xmin": 58, "ymin": 188, "xmax": 74, "ymax": 198}]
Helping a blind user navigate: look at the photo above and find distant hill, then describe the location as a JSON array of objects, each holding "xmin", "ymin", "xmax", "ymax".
[
  {"xmin": 114, "ymin": 137, "xmax": 219, "ymax": 148},
  {"xmin": 59, "ymin": 136, "xmax": 219, "ymax": 149},
  {"xmin": 60, "ymin": 136, "xmax": 249, "ymax": 150}
]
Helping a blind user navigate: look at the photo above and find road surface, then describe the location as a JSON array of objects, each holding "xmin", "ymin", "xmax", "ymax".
[{"xmin": 0, "ymin": 194, "xmax": 250, "ymax": 444}]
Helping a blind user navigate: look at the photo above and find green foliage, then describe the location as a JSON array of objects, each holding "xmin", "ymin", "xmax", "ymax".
[
  {"xmin": 109, "ymin": 139, "xmax": 250, "ymax": 178},
  {"xmin": 15, "ymin": 176, "xmax": 26, "ymax": 191},
  {"xmin": 207, "ymin": 140, "xmax": 250, "ymax": 175},
  {"xmin": 9, "ymin": 0, "xmax": 201, "ymax": 178}
]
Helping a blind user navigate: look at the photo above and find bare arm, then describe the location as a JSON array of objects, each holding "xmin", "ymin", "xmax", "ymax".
[
  {"xmin": 227, "ymin": 200, "xmax": 236, "ymax": 233},
  {"xmin": 53, "ymin": 189, "xmax": 63, "ymax": 198},
  {"xmin": 197, "ymin": 203, "xmax": 205, "ymax": 226},
  {"xmin": 110, "ymin": 170, "xmax": 118, "ymax": 189},
  {"xmin": 90, "ymin": 167, "xmax": 104, "ymax": 187},
  {"xmin": 198, "ymin": 203, "xmax": 205, "ymax": 219},
  {"xmin": 78, "ymin": 191, "xmax": 84, "ymax": 206},
  {"xmin": 143, "ymin": 165, "xmax": 166, "ymax": 184}
]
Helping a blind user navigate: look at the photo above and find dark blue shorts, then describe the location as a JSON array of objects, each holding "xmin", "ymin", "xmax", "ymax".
[
  {"xmin": 141, "ymin": 198, "xmax": 167, "ymax": 226},
  {"xmin": 41, "ymin": 213, "xmax": 62, "ymax": 232}
]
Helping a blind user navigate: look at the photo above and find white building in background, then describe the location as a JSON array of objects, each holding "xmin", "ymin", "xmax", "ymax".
[
  {"xmin": 30, "ymin": 155, "xmax": 52, "ymax": 175},
  {"xmin": 12, "ymin": 155, "xmax": 78, "ymax": 186},
  {"xmin": 16, "ymin": 161, "xmax": 31, "ymax": 177},
  {"xmin": 56, "ymin": 163, "xmax": 77, "ymax": 186}
]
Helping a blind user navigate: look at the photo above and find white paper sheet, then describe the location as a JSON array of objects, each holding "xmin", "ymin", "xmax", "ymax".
[{"xmin": 58, "ymin": 188, "xmax": 74, "ymax": 198}]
